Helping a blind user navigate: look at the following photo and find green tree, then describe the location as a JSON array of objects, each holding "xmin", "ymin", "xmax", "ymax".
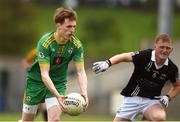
[
  {"xmin": 82, "ymin": 16, "xmax": 122, "ymax": 58},
  {"xmin": 0, "ymin": 0, "xmax": 37, "ymax": 55}
]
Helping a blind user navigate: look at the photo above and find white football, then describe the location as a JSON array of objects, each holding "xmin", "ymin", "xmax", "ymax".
[{"xmin": 64, "ymin": 92, "xmax": 85, "ymax": 116}]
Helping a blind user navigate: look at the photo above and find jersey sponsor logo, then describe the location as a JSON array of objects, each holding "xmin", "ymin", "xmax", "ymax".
[
  {"xmin": 160, "ymin": 74, "xmax": 167, "ymax": 80},
  {"xmin": 54, "ymin": 57, "xmax": 63, "ymax": 64},
  {"xmin": 152, "ymin": 70, "xmax": 159, "ymax": 78},
  {"xmin": 141, "ymin": 78, "xmax": 159, "ymax": 88},
  {"xmin": 39, "ymin": 52, "xmax": 45, "ymax": 59}
]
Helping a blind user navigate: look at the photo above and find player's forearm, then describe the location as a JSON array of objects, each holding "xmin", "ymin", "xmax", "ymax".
[
  {"xmin": 41, "ymin": 74, "xmax": 61, "ymax": 98},
  {"xmin": 167, "ymin": 82, "xmax": 180, "ymax": 99},
  {"xmin": 75, "ymin": 62, "xmax": 88, "ymax": 96},
  {"xmin": 39, "ymin": 64, "xmax": 61, "ymax": 98},
  {"xmin": 109, "ymin": 52, "xmax": 133, "ymax": 65},
  {"xmin": 77, "ymin": 69, "xmax": 88, "ymax": 96},
  {"xmin": 39, "ymin": 64, "xmax": 60, "ymax": 97}
]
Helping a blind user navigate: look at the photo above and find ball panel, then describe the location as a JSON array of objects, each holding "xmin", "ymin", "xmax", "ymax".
[{"xmin": 64, "ymin": 92, "xmax": 85, "ymax": 116}]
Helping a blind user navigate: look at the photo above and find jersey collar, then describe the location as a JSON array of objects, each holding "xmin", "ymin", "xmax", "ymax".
[{"xmin": 151, "ymin": 50, "xmax": 169, "ymax": 69}]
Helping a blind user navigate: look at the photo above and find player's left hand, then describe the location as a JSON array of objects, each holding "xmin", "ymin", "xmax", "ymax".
[
  {"xmin": 81, "ymin": 94, "xmax": 89, "ymax": 111},
  {"xmin": 155, "ymin": 95, "xmax": 171, "ymax": 108}
]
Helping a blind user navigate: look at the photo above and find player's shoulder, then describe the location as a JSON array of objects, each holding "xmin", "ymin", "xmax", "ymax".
[
  {"xmin": 70, "ymin": 35, "xmax": 82, "ymax": 48},
  {"xmin": 30, "ymin": 48, "xmax": 37, "ymax": 53},
  {"xmin": 168, "ymin": 58, "xmax": 178, "ymax": 70},
  {"xmin": 38, "ymin": 32, "xmax": 55, "ymax": 49},
  {"xmin": 40, "ymin": 32, "xmax": 53, "ymax": 40},
  {"xmin": 139, "ymin": 49, "xmax": 152, "ymax": 57},
  {"xmin": 141, "ymin": 48, "xmax": 153, "ymax": 54},
  {"xmin": 133, "ymin": 49, "xmax": 152, "ymax": 56}
]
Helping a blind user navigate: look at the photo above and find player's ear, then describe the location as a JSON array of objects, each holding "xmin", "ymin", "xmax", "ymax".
[{"xmin": 56, "ymin": 23, "xmax": 61, "ymax": 28}]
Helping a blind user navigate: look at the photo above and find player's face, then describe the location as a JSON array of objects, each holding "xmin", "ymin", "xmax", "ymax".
[
  {"xmin": 154, "ymin": 39, "xmax": 173, "ymax": 61},
  {"xmin": 57, "ymin": 18, "xmax": 76, "ymax": 40}
]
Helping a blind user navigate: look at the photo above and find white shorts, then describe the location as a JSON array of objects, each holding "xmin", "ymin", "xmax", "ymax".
[
  {"xmin": 115, "ymin": 96, "xmax": 161, "ymax": 121},
  {"xmin": 45, "ymin": 97, "xmax": 59, "ymax": 110},
  {"xmin": 23, "ymin": 97, "xmax": 59, "ymax": 114},
  {"xmin": 23, "ymin": 104, "xmax": 39, "ymax": 114}
]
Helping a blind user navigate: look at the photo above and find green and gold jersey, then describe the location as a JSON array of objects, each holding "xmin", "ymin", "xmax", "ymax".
[{"xmin": 27, "ymin": 32, "xmax": 84, "ymax": 84}]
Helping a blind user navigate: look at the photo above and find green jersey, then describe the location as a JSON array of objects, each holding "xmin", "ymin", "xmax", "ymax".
[{"xmin": 27, "ymin": 32, "xmax": 84, "ymax": 84}]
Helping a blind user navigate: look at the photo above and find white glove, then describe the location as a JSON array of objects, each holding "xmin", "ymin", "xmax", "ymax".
[
  {"xmin": 92, "ymin": 60, "xmax": 111, "ymax": 74},
  {"xmin": 155, "ymin": 95, "xmax": 171, "ymax": 108}
]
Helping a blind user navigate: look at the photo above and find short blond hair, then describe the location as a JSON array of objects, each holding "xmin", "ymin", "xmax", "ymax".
[
  {"xmin": 154, "ymin": 34, "xmax": 172, "ymax": 43},
  {"xmin": 53, "ymin": 7, "xmax": 77, "ymax": 24}
]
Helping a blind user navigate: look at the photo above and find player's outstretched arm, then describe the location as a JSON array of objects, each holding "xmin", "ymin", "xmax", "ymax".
[
  {"xmin": 92, "ymin": 52, "xmax": 133, "ymax": 74},
  {"xmin": 109, "ymin": 52, "xmax": 133, "ymax": 64}
]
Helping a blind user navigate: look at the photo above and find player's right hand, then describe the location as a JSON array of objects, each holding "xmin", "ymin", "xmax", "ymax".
[
  {"xmin": 57, "ymin": 95, "xmax": 67, "ymax": 112},
  {"xmin": 92, "ymin": 60, "xmax": 110, "ymax": 74}
]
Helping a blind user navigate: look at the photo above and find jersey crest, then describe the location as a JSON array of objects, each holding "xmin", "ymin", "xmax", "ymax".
[{"xmin": 68, "ymin": 47, "xmax": 73, "ymax": 54}]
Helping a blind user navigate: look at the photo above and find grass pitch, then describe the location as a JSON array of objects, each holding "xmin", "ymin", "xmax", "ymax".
[{"xmin": 0, "ymin": 113, "xmax": 113, "ymax": 121}]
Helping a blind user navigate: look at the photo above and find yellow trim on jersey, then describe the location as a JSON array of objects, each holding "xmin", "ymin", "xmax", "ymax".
[
  {"xmin": 39, "ymin": 62, "xmax": 50, "ymax": 67},
  {"xmin": 74, "ymin": 61, "xmax": 84, "ymax": 68},
  {"xmin": 42, "ymin": 36, "xmax": 55, "ymax": 49},
  {"xmin": 70, "ymin": 37, "xmax": 81, "ymax": 48}
]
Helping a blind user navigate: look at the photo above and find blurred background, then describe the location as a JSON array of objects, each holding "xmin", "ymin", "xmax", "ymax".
[{"xmin": 0, "ymin": 0, "xmax": 180, "ymax": 121}]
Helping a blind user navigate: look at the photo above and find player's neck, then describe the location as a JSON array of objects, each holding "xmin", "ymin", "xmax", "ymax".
[
  {"xmin": 54, "ymin": 32, "xmax": 68, "ymax": 44},
  {"xmin": 156, "ymin": 58, "xmax": 165, "ymax": 66}
]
